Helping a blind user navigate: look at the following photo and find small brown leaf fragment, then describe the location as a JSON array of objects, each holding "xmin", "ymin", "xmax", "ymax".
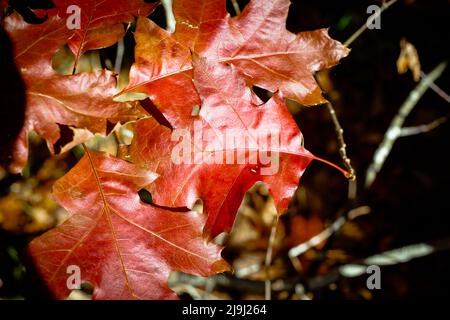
[{"xmin": 397, "ymin": 38, "xmax": 421, "ymax": 82}]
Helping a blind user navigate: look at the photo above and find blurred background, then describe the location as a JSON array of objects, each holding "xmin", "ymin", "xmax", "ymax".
[{"xmin": 0, "ymin": 0, "xmax": 449, "ymax": 300}]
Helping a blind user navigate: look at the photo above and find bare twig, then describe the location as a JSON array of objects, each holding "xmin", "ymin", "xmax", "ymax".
[
  {"xmin": 289, "ymin": 216, "xmax": 346, "ymax": 258},
  {"xmin": 344, "ymin": 0, "xmax": 399, "ymax": 47},
  {"xmin": 339, "ymin": 242, "xmax": 436, "ymax": 278},
  {"xmin": 173, "ymin": 236, "xmax": 450, "ymax": 295},
  {"xmin": 288, "ymin": 206, "xmax": 371, "ymax": 259},
  {"xmin": 326, "ymin": 103, "xmax": 356, "ymax": 182},
  {"xmin": 399, "ymin": 114, "xmax": 449, "ymax": 137},
  {"xmin": 296, "ymin": 101, "xmax": 358, "ymax": 271},
  {"xmin": 264, "ymin": 217, "xmax": 278, "ymax": 300},
  {"xmin": 365, "ymin": 61, "xmax": 448, "ymax": 188},
  {"xmin": 421, "ymin": 71, "xmax": 450, "ymax": 104}
]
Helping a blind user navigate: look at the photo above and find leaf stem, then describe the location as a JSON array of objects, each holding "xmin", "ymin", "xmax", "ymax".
[{"xmin": 313, "ymin": 155, "xmax": 352, "ymax": 179}]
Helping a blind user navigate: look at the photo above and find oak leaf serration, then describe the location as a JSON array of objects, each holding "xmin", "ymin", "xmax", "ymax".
[
  {"xmin": 53, "ymin": 0, "xmax": 157, "ymax": 70},
  {"xmin": 4, "ymin": 12, "xmax": 148, "ymax": 173},
  {"xmin": 28, "ymin": 150, "xmax": 229, "ymax": 299},
  {"xmin": 123, "ymin": 0, "xmax": 349, "ymax": 126}
]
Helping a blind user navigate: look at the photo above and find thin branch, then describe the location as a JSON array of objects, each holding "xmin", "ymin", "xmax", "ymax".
[
  {"xmin": 338, "ymin": 242, "xmax": 439, "ymax": 278},
  {"xmin": 288, "ymin": 206, "xmax": 371, "ymax": 259},
  {"xmin": 344, "ymin": 0, "xmax": 399, "ymax": 47},
  {"xmin": 421, "ymin": 71, "xmax": 450, "ymax": 104},
  {"xmin": 289, "ymin": 216, "xmax": 346, "ymax": 259},
  {"xmin": 173, "ymin": 237, "xmax": 450, "ymax": 296},
  {"xmin": 326, "ymin": 103, "xmax": 356, "ymax": 181},
  {"xmin": 264, "ymin": 217, "xmax": 278, "ymax": 300},
  {"xmin": 365, "ymin": 61, "xmax": 448, "ymax": 188},
  {"xmin": 399, "ymin": 114, "xmax": 449, "ymax": 137}
]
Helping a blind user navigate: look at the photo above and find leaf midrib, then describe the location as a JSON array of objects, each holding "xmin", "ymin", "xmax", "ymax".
[
  {"xmin": 84, "ymin": 147, "xmax": 138, "ymax": 299},
  {"xmin": 84, "ymin": 149, "xmax": 216, "ymax": 291}
]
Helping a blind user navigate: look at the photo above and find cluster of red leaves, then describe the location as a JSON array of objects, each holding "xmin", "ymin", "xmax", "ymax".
[
  {"xmin": 3, "ymin": 0, "xmax": 348, "ymax": 299},
  {"xmin": 4, "ymin": 0, "xmax": 157, "ymax": 173}
]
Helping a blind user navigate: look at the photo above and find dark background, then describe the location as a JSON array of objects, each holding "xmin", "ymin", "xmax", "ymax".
[
  {"xmin": 287, "ymin": 0, "xmax": 450, "ymax": 300},
  {"xmin": 1, "ymin": 0, "xmax": 449, "ymax": 300}
]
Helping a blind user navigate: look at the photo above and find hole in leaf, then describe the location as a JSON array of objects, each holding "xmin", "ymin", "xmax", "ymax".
[
  {"xmin": 138, "ymin": 189, "xmax": 153, "ymax": 205},
  {"xmin": 140, "ymin": 98, "xmax": 173, "ymax": 130},
  {"xmin": 192, "ymin": 199, "xmax": 204, "ymax": 214},
  {"xmin": 23, "ymin": 0, "xmax": 55, "ymax": 10},
  {"xmin": 67, "ymin": 282, "xmax": 93, "ymax": 300},
  {"xmin": 54, "ymin": 124, "xmax": 74, "ymax": 154},
  {"xmin": 191, "ymin": 105, "xmax": 201, "ymax": 116},
  {"xmin": 52, "ymin": 45, "xmax": 75, "ymax": 75},
  {"xmin": 226, "ymin": 0, "xmax": 250, "ymax": 17},
  {"xmin": 148, "ymin": 1, "xmax": 167, "ymax": 30},
  {"xmin": 52, "ymin": 46, "xmax": 105, "ymax": 75},
  {"xmin": 98, "ymin": 46, "xmax": 118, "ymax": 71},
  {"xmin": 80, "ymin": 282, "xmax": 94, "ymax": 295},
  {"xmin": 212, "ymin": 232, "xmax": 229, "ymax": 246},
  {"xmin": 9, "ymin": 0, "xmax": 55, "ymax": 24},
  {"xmin": 116, "ymin": 123, "xmax": 135, "ymax": 146},
  {"xmin": 106, "ymin": 120, "xmax": 117, "ymax": 136},
  {"xmin": 252, "ymin": 86, "xmax": 272, "ymax": 103}
]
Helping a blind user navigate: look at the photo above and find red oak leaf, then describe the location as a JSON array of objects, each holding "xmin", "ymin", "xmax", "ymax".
[
  {"xmin": 4, "ymin": 12, "xmax": 147, "ymax": 173},
  {"xmin": 28, "ymin": 149, "xmax": 229, "ymax": 299},
  {"xmin": 201, "ymin": 0, "xmax": 350, "ymax": 105},
  {"xmin": 123, "ymin": 0, "xmax": 349, "ymax": 126},
  {"xmin": 124, "ymin": 16, "xmax": 198, "ymax": 128},
  {"xmin": 10, "ymin": 70, "xmax": 146, "ymax": 173},
  {"xmin": 53, "ymin": 0, "xmax": 157, "ymax": 71},
  {"xmin": 130, "ymin": 56, "xmax": 318, "ymax": 239},
  {"xmin": 5, "ymin": 12, "xmax": 73, "ymax": 78}
]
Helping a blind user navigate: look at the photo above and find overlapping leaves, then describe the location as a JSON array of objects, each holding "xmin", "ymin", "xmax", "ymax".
[
  {"xmin": 126, "ymin": 0, "xmax": 348, "ymax": 239},
  {"xmin": 53, "ymin": 0, "xmax": 157, "ymax": 70},
  {"xmin": 3, "ymin": 0, "xmax": 156, "ymax": 172},
  {"xmin": 29, "ymin": 150, "xmax": 228, "ymax": 299},
  {"xmin": 124, "ymin": 0, "xmax": 349, "ymax": 125},
  {"xmin": 1, "ymin": 0, "xmax": 350, "ymax": 299},
  {"xmin": 131, "ymin": 56, "xmax": 316, "ymax": 239}
]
